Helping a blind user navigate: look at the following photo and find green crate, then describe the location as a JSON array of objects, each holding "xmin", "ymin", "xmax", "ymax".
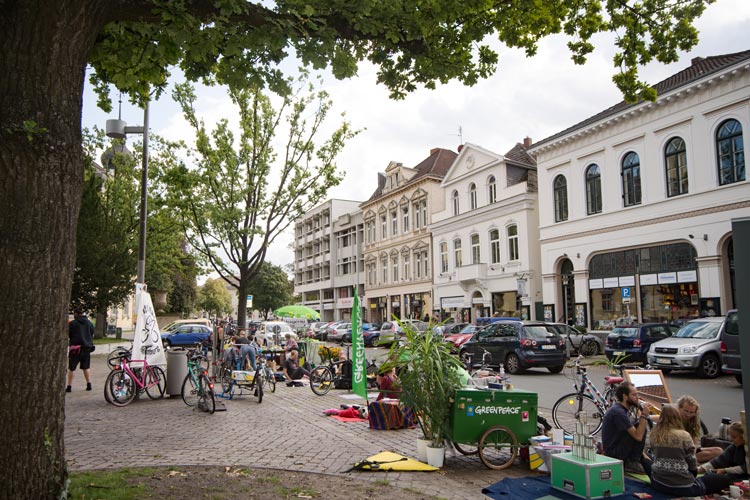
[
  {"xmin": 447, "ymin": 387, "xmax": 538, "ymax": 446},
  {"xmin": 551, "ymin": 453, "xmax": 624, "ymax": 499}
]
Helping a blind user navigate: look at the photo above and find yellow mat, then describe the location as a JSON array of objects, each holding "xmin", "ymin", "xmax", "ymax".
[{"xmin": 350, "ymin": 451, "xmax": 438, "ymax": 472}]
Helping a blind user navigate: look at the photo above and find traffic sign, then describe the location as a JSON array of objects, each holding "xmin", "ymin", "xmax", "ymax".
[
  {"xmin": 621, "ymin": 287, "xmax": 631, "ymax": 304},
  {"xmin": 246, "ymin": 295, "xmax": 253, "ymax": 308}
]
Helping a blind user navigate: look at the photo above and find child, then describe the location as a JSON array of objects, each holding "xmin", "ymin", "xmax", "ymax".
[{"xmin": 698, "ymin": 422, "xmax": 748, "ymax": 492}]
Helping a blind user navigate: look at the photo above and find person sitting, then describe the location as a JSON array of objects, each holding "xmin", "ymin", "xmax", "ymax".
[
  {"xmin": 376, "ymin": 366, "xmax": 400, "ymax": 401},
  {"xmin": 648, "ymin": 404, "xmax": 726, "ymax": 497},
  {"xmin": 698, "ymin": 422, "xmax": 749, "ymax": 492},
  {"xmin": 283, "ymin": 349, "xmax": 310, "ymax": 386},
  {"xmin": 677, "ymin": 395, "xmax": 724, "ymax": 463},
  {"xmin": 601, "ymin": 382, "xmax": 654, "ymax": 475}
]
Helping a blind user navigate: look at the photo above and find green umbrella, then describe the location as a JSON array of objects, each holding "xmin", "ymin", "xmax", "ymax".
[{"xmin": 274, "ymin": 305, "xmax": 321, "ymax": 320}]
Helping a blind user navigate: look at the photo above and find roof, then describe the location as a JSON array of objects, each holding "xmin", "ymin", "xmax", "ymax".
[
  {"xmin": 503, "ymin": 142, "xmax": 536, "ymax": 169},
  {"xmin": 532, "ymin": 49, "xmax": 750, "ymax": 149},
  {"xmin": 363, "ymin": 148, "xmax": 458, "ymax": 204}
]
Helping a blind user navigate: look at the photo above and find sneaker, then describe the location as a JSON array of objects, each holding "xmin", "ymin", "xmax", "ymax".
[
  {"xmin": 624, "ymin": 460, "xmax": 646, "ymax": 474},
  {"xmin": 86, "ymin": 383, "xmax": 92, "ymax": 391},
  {"xmin": 65, "ymin": 386, "xmax": 72, "ymax": 393}
]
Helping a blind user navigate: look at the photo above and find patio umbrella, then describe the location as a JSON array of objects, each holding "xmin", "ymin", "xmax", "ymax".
[{"xmin": 274, "ymin": 305, "xmax": 321, "ymax": 320}]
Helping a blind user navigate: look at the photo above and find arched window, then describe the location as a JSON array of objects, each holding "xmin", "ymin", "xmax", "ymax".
[
  {"xmin": 471, "ymin": 233, "xmax": 480, "ymax": 264},
  {"xmin": 507, "ymin": 225, "xmax": 519, "ymax": 261},
  {"xmin": 489, "ymin": 229, "xmax": 500, "ymax": 264},
  {"xmin": 469, "ymin": 183, "xmax": 477, "ymax": 210},
  {"xmin": 488, "ymin": 175, "xmax": 497, "ymax": 204},
  {"xmin": 451, "ymin": 190, "xmax": 459, "ymax": 216},
  {"xmin": 553, "ymin": 175, "xmax": 568, "ymax": 222},
  {"xmin": 665, "ymin": 137, "xmax": 688, "ymax": 197},
  {"xmin": 453, "ymin": 238, "xmax": 462, "ymax": 268},
  {"xmin": 622, "ymin": 151, "xmax": 642, "ymax": 207},
  {"xmin": 585, "ymin": 164, "xmax": 602, "ymax": 214},
  {"xmin": 716, "ymin": 119, "xmax": 745, "ymax": 185}
]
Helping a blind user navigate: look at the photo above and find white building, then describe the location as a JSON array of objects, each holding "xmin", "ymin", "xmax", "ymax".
[
  {"xmin": 530, "ymin": 50, "xmax": 750, "ymax": 330},
  {"xmin": 293, "ymin": 199, "xmax": 364, "ymax": 322},
  {"xmin": 431, "ymin": 141, "xmax": 542, "ymax": 322}
]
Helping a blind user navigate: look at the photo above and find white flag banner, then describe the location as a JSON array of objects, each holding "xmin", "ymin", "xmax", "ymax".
[{"xmin": 132, "ymin": 291, "xmax": 167, "ymax": 368}]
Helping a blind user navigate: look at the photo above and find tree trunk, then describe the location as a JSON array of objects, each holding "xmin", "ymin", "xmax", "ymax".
[
  {"xmin": 0, "ymin": 2, "xmax": 105, "ymax": 497},
  {"xmin": 237, "ymin": 279, "xmax": 248, "ymax": 329},
  {"xmin": 94, "ymin": 310, "xmax": 107, "ymax": 338}
]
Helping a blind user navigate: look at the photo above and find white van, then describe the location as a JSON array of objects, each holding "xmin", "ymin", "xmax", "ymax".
[{"xmin": 255, "ymin": 321, "xmax": 297, "ymax": 346}]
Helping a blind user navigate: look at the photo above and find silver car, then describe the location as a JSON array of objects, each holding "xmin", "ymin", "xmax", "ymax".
[{"xmin": 646, "ymin": 316, "xmax": 725, "ymax": 378}]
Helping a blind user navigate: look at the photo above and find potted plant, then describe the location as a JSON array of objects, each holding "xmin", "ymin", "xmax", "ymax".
[{"xmin": 386, "ymin": 319, "xmax": 464, "ymax": 467}]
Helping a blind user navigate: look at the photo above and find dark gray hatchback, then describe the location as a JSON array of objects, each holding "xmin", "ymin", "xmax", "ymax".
[{"xmin": 720, "ymin": 309, "xmax": 741, "ymax": 383}]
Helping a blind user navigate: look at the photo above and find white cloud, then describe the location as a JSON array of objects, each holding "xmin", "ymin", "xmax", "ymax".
[{"xmin": 82, "ymin": 1, "xmax": 750, "ymax": 273}]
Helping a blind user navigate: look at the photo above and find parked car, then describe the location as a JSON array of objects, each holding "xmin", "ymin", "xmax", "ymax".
[
  {"xmin": 605, "ymin": 323, "xmax": 679, "ymax": 364},
  {"xmin": 161, "ymin": 317, "xmax": 212, "ymax": 332},
  {"xmin": 255, "ymin": 321, "xmax": 298, "ymax": 346},
  {"xmin": 319, "ymin": 321, "xmax": 347, "ymax": 341},
  {"xmin": 443, "ymin": 324, "xmax": 481, "ymax": 350},
  {"xmin": 377, "ymin": 320, "xmax": 429, "ymax": 345},
  {"xmin": 327, "ymin": 323, "xmax": 352, "ymax": 343},
  {"xmin": 362, "ymin": 322, "xmax": 380, "ymax": 331},
  {"xmin": 548, "ymin": 323, "xmax": 603, "ymax": 357},
  {"xmin": 720, "ymin": 309, "xmax": 741, "ymax": 383},
  {"xmin": 161, "ymin": 324, "xmax": 212, "ymax": 348},
  {"xmin": 434, "ymin": 322, "xmax": 469, "ymax": 336},
  {"xmin": 362, "ymin": 328, "xmax": 382, "ymax": 347},
  {"xmin": 646, "ymin": 316, "xmax": 726, "ymax": 378},
  {"xmin": 458, "ymin": 320, "xmax": 567, "ymax": 374}
]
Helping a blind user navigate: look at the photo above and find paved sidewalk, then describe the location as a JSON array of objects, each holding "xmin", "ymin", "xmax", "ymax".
[{"xmin": 64, "ymin": 353, "xmax": 548, "ymax": 499}]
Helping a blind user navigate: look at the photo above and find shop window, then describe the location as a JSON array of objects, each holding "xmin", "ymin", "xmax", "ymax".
[
  {"xmin": 716, "ymin": 119, "xmax": 745, "ymax": 185},
  {"xmin": 585, "ymin": 164, "xmax": 602, "ymax": 214},
  {"xmin": 665, "ymin": 137, "xmax": 688, "ymax": 197},
  {"xmin": 554, "ymin": 174, "xmax": 568, "ymax": 222},
  {"xmin": 622, "ymin": 151, "xmax": 642, "ymax": 207}
]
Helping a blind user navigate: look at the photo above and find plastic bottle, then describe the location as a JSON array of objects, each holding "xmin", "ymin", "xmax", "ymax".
[
  {"xmin": 499, "ymin": 364, "xmax": 505, "ymax": 380},
  {"xmin": 719, "ymin": 417, "xmax": 732, "ymax": 441}
]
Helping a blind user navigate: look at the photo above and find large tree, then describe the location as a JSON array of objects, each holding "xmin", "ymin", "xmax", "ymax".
[
  {"xmin": 0, "ymin": 1, "xmax": 713, "ymax": 497},
  {"xmin": 168, "ymin": 77, "xmax": 356, "ymax": 327},
  {"xmin": 197, "ymin": 277, "xmax": 233, "ymax": 317}
]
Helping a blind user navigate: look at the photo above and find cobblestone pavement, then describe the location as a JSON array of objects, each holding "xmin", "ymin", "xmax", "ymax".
[{"xmin": 65, "ymin": 347, "xmax": 543, "ymax": 500}]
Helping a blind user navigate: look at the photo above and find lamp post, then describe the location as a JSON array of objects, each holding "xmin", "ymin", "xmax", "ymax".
[
  {"xmin": 561, "ymin": 273, "xmax": 569, "ymax": 325},
  {"xmin": 105, "ymin": 102, "xmax": 150, "ymax": 284}
]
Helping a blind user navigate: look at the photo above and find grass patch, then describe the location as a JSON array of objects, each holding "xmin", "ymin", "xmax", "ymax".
[
  {"xmin": 374, "ymin": 479, "xmax": 390, "ymax": 486},
  {"xmin": 68, "ymin": 468, "xmax": 155, "ymax": 499},
  {"xmin": 94, "ymin": 337, "xmax": 131, "ymax": 345},
  {"xmin": 257, "ymin": 475, "xmax": 282, "ymax": 485}
]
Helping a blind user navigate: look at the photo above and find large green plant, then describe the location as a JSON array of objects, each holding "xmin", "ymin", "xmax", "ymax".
[{"xmin": 387, "ymin": 320, "xmax": 464, "ymax": 447}]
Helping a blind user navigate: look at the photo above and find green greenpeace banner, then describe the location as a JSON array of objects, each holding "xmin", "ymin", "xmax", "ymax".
[{"xmin": 351, "ymin": 289, "xmax": 367, "ymax": 399}]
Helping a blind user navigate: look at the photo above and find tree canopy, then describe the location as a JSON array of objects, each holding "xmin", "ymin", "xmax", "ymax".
[
  {"xmin": 197, "ymin": 277, "xmax": 233, "ymax": 316},
  {"xmin": 247, "ymin": 262, "xmax": 295, "ymax": 314}
]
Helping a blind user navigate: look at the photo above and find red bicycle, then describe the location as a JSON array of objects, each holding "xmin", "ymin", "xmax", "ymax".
[{"xmin": 104, "ymin": 349, "xmax": 166, "ymax": 406}]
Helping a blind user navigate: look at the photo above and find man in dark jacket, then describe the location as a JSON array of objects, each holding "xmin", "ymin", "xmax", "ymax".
[{"xmin": 67, "ymin": 308, "xmax": 95, "ymax": 392}]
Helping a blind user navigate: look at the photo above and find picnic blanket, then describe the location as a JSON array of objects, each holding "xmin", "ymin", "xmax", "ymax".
[{"xmin": 482, "ymin": 475, "xmax": 674, "ymax": 500}]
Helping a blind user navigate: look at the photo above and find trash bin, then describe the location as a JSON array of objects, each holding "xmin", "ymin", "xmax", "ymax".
[
  {"xmin": 115, "ymin": 327, "xmax": 122, "ymax": 339},
  {"xmin": 166, "ymin": 348, "xmax": 189, "ymax": 397}
]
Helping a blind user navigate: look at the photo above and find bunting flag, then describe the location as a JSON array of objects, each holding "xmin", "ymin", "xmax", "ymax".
[{"xmin": 351, "ymin": 288, "xmax": 367, "ymax": 399}]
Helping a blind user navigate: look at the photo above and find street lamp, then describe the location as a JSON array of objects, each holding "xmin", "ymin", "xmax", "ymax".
[
  {"xmin": 561, "ymin": 273, "xmax": 570, "ymax": 325},
  {"xmin": 105, "ymin": 102, "xmax": 150, "ymax": 284}
]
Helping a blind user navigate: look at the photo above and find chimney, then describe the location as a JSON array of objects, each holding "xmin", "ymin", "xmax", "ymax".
[
  {"xmin": 457, "ymin": 144, "xmax": 464, "ymax": 152},
  {"xmin": 691, "ymin": 56, "xmax": 704, "ymax": 65},
  {"xmin": 523, "ymin": 137, "xmax": 532, "ymax": 148}
]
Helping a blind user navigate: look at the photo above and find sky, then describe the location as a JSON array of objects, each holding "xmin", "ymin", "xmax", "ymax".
[{"xmin": 81, "ymin": 0, "xmax": 750, "ymax": 275}]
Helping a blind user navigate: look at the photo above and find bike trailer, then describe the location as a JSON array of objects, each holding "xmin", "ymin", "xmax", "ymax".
[{"xmin": 231, "ymin": 370, "xmax": 255, "ymax": 382}]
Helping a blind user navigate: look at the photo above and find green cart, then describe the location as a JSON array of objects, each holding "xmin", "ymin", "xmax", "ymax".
[{"xmin": 447, "ymin": 387, "xmax": 538, "ymax": 470}]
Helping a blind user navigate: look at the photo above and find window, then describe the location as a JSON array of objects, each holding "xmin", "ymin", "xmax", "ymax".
[
  {"xmin": 381, "ymin": 257, "xmax": 387, "ymax": 283},
  {"xmin": 422, "ymin": 249, "xmax": 430, "ymax": 278},
  {"xmin": 440, "ymin": 242, "xmax": 448, "ymax": 273},
  {"xmin": 381, "ymin": 214, "xmax": 387, "ymax": 239},
  {"xmin": 365, "ymin": 219, "xmax": 375, "ymax": 243},
  {"xmin": 451, "ymin": 190, "xmax": 459, "ymax": 216},
  {"xmin": 664, "ymin": 137, "xmax": 688, "ymax": 197},
  {"xmin": 622, "ymin": 151, "xmax": 642, "ymax": 206},
  {"xmin": 469, "ymin": 183, "xmax": 477, "ymax": 210},
  {"xmin": 471, "ymin": 234, "xmax": 480, "ymax": 264},
  {"xmin": 585, "ymin": 164, "xmax": 602, "ymax": 214},
  {"xmin": 392, "ymin": 256, "xmax": 399, "ymax": 282},
  {"xmin": 402, "ymin": 205, "xmax": 409, "ymax": 232},
  {"xmin": 403, "ymin": 253, "xmax": 410, "ymax": 280},
  {"xmin": 553, "ymin": 174, "xmax": 568, "ymax": 222},
  {"xmin": 488, "ymin": 176, "xmax": 497, "ymax": 204},
  {"xmin": 413, "ymin": 200, "xmax": 422, "ymax": 229},
  {"xmin": 490, "ymin": 229, "xmax": 500, "ymax": 264},
  {"xmin": 421, "ymin": 199, "xmax": 427, "ymax": 227},
  {"xmin": 391, "ymin": 210, "xmax": 398, "ymax": 236},
  {"xmin": 507, "ymin": 225, "xmax": 519, "ymax": 261},
  {"xmin": 716, "ymin": 119, "xmax": 745, "ymax": 185},
  {"xmin": 453, "ymin": 238, "xmax": 462, "ymax": 267}
]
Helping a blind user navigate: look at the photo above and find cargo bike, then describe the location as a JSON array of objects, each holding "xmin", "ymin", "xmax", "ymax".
[{"xmin": 446, "ymin": 386, "xmax": 539, "ymax": 470}]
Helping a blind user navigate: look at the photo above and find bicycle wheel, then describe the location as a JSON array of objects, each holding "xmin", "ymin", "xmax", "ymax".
[
  {"xmin": 197, "ymin": 374, "xmax": 215, "ymax": 414},
  {"xmin": 107, "ymin": 369, "xmax": 136, "ymax": 406},
  {"xmin": 310, "ymin": 366, "xmax": 334, "ymax": 396},
  {"xmin": 478, "ymin": 425, "xmax": 518, "ymax": 470},
  {"xmin": 181, "ymin": 373, "xmax": 199, "ymax": 407},
  {"xmin": 263, "ymin": 366, "xmax": 276, "ymax": 393},
  {"xmin": 552, "ymin": 393, "xmax": 605, "ymax": 436},
  {"xmin": 220, "ymin": 366, "xmax": 235, "ymax": 398},
  {"xmin": 253, "ymin": 371, "xmax": 264, "ymax": 404},
  {"xmin": 145, "ymin": 366, "xmax": 166, "ymax": 399},
  {"xmin": 453, "ymin": 441, "xmax": 479, "ymax": 456}
]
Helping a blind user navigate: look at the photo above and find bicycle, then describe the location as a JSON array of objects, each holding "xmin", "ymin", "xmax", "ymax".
[
  {"xmin": 218, "ymin": 343, "xmax": 264, "ymax": 403},
  {"xmin": 181, "ymin": 348, "xmax": 215, "ymax": 414},
  {"xmin": 309, "ymin": 346, "xmax": 378, "ymax": 396},
  {"xmin": 107, "ymin": 344, "xmax": 131, "ymax": 370},
  {"xmin": 104, "ymin": 348, "xmax": 166, "ymax": 407},
  {"xmin": 551, "ymin": 356, "xmax": 638, "ymax": 435},
  {"xmin": 257, "ymin": 350, "xmax": 276, "ymax": 394},
  {"xmin": 461, "ymin": 347, "xmax": 502, "ymax": 386}
]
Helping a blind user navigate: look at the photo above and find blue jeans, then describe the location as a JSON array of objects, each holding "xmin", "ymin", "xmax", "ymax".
[{"xmin": 240, "ymin": 345, "xmax": 257, "ymax": 371}]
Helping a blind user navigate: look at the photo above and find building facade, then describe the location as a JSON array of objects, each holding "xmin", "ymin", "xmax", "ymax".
[
  {"xmin": 293, "ymin": 199, "xmax": 363, "ymax": 322},
  {"xmin": 530, "ymin": 50, "xmax": 750, "ymax": 330},
  {"xmin": 431, "ymin": 141, "xmax": 542, "ymax": 323},
  {"xmin": 361, "ymin": 148, "xmax": 458, "ymax": 323}
]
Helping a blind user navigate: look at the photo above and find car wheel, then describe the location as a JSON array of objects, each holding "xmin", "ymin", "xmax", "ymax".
[
  {"xmin": 697, "ymin": 353, "xmax": 720, "ymax": 378},
  {"xmin": 505, "ymin": 353, "xmax": 522, "ymax": 375},
  {"xmin": 580, "ymin": 340, "xmax": 599, "ymax": 357},
  {"xmin": 548, "ymin": 365, "xmax": 565, "ymax": 374}
]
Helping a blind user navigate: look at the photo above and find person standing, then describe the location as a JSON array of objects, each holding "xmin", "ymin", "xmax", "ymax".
[
  {"xmin": 67, "ymin": 308, "xmax": 95, "ymax": 392},
  {"xmin": 600, "ymin": 382, "xmax": 654, "ymax": 474}
]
